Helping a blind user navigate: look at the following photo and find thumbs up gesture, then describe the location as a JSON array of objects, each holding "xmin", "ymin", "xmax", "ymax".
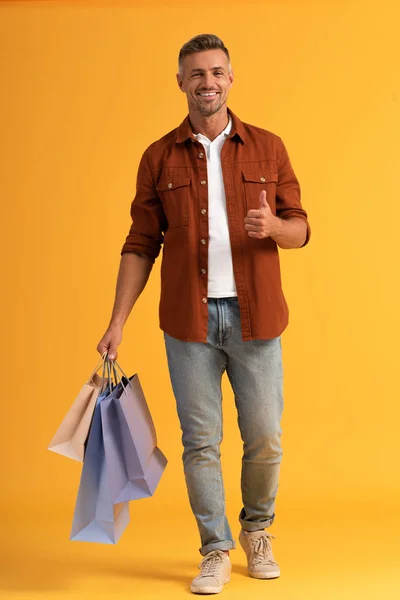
[{"xmin": 244, "ymin": 190, "xmax": 282, "ymax": 239}]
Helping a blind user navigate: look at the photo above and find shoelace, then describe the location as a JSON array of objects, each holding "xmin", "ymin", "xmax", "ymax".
[
  {"xmin": 250, "ymin": 533, "xmax": 277, "ymax": 566},
  {"xmin": 197, "ymin": 550, "xmax": 227, "ymax": 577}
]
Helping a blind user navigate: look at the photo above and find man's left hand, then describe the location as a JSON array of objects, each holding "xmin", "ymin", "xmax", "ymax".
[{"xmin": 244, "ymin": 190, "xmax": 283, "ymax": 239}]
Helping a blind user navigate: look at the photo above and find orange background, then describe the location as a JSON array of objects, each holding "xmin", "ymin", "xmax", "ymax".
[{"xmin": 1, "ymin": 1, "xmax": 399, "ymax": 598}]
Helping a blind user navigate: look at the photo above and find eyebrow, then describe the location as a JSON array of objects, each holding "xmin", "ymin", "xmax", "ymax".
[{"xmin": 190, "ymin": 66, "xmax": 226, "ymax": 74}]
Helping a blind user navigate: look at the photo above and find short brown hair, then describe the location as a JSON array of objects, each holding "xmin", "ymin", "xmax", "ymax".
[{"xmin": 178, "ymin": 34, "xmax": 230, "ymax": 74}]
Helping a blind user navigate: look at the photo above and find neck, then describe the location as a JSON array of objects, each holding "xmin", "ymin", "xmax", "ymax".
[{"xmin": 189, "ymin": 107, "xmax": 230, "ymax": 141}]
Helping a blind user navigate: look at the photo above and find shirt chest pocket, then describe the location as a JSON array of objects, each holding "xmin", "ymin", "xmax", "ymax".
[
  {"xmin": 242, "ymin": 166, "xmax": 278, "ymax": 214},
  {"xmin": 156, "ymin": 176, "xmax": 191, "ymax": 228}
]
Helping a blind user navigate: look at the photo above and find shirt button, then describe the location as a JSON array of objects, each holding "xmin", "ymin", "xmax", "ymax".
[
  {"xmin": 202, "ymin": 297, "xmax": 207, "ymax": 303},
  {"xmin": 198, "ymin": 152, "xmax": 204, "ymax": 158},
  {"xmin": 201, "ymin": 268, "xmax": 206, "ymax": 275},
  {"xmin": 200, "ymin": 180, "xmax": 207, "ymax": 185},
  {"xmin": 201, "ymin": 208, "xmax": 207, "ymax": 215},
  {"xmin": 167, "ymin": 182, "xmax": 173, "ymax": 189},
  {"xmin": 260, "ymin": 176, "xmax": 266, "ymax": 182},
  {"xmin": 200, "ymin": 239, "xmax": 206, "ymax": 245}
]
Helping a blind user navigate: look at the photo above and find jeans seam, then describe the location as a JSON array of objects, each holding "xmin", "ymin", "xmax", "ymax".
[
  {"xmin": 226, "ymin": 363, "xmax": 243, "ymax": 435},
  {"xmin": 219, "ymin": 355, "xmax": 227, "ymax": 512},
  {"xmin": 225, "ymin": 362, "xmax": 246, "ymax": 507},
  {"xmin": 218, "ymin": 300, "xmax": 223, "ymax": 346}
]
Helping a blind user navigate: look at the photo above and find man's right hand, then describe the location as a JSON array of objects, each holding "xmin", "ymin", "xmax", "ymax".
[{"xmin": 96, "ymin": 324, "xmax": 123, "ymax": 361}]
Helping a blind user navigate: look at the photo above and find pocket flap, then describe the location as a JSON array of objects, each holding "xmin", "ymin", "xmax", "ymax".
[
  {"xmin": 156, "ymin": 176, "xmax": 191, "ymax": 191},
  {"xmin": 241, "ymin": 167, "xmax": 278, "ymax": 183}
]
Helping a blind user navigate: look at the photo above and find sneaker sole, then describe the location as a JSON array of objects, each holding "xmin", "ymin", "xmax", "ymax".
[
  {"xmin": 190, "ymin": 575, "xmax": 231, "ymax": 594},
  {"xmin": 249, "ymin": 570, "xmax": 280, "ymax": 579}
]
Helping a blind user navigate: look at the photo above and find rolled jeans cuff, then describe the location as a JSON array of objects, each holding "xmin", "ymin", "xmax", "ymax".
[
  {"xmin": 239, "ymin": 508, "xmax": 275, "ymax": 532},
  {"xmin": 200, "ymin": 539, "xmax": 236, "ymax": 556}
]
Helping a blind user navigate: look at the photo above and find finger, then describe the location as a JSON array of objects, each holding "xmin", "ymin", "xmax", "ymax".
[
  {"xmin": 97, "ymin": 342, "xmax": 117, "ymax": 361},
  {"xmin": 245, "ymin": 223, "xmax": 259, "ymax": 231},
  {"xmin": 248, "ymin": 230, "xmax": 263, "ymax": 239},
  {"xmin": 245, "ymin": 217, "xmax": 263, "ymax": 225},
  {"xmin": 259, "ymin": 190, "xmax": 268, "ymax": 209},
  {"xmin": 97, "ymin": 343, "xmax": 108, "ymax": 356},
  {"xmin": 246, "ymin": 209, "xmax": 262, "ymax": 218}
]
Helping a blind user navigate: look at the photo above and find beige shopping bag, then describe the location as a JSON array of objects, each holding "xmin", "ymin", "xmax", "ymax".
[{"xmin": 48, "ymin": 352, "xmax": 109, "ymax": 462}]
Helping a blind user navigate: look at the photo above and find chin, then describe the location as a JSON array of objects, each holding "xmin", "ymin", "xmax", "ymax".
[{"xmin": 198, "ymin": 102, "xmax": 224, "ymax": 117}]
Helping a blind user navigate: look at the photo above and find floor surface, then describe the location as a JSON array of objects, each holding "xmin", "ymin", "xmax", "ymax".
[{"xmin": 1, "ymin": 507, "xmax": 399, "ymax": 599}]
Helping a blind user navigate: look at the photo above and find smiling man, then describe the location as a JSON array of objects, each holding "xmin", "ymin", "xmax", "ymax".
[{"xmin": 97, "ymin": 34, "xmax": 311, "ymax": 595}]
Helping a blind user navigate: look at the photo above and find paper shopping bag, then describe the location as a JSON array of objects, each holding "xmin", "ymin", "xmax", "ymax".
[
  {"xmin": 48, "ymin": 353, "xmax": 109, "ymax": 462},
  {"xmin": 100, "ymin": 362, "xmax": 167, "ymax": 504},
  {"xmin": 70, "ymin": 389, "xmax": 130, "ymax": 544}
]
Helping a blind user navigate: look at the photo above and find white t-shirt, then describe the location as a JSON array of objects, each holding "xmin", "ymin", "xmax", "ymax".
[{"xmin": 193, "ymin": 117, "xmax": 237, "ymax": 298}]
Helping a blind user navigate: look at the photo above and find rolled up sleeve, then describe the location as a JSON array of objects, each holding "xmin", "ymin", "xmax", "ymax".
[
  {"xmin": 275, "ymin": 137, "xmax": 311, "ymax": 248},
  {"xmin": 121, "ymin": 147, "xmax": 167, "ymax": 262}
]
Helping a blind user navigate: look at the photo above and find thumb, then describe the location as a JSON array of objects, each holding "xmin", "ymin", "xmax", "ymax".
[
  {"xmin": 97, "ymin": 342, "xmax": 116, "ymax": 361},
  {"xmin": 108, "ymin": 348, "xmax": 117, "ymax": 360},
  {"xmin": 259, "ymin": 190, "xmax": 268, "ymax": 209}
]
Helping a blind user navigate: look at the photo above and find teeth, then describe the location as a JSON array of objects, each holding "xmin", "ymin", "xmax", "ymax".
[{"xmin": 199, "ymin": 93, "xmax": 217, "ymax": 96}]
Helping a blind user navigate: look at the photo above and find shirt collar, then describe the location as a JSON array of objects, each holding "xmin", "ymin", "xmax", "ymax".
[
  {"xmin": 193, "ymin": 114, "xmax": 232, "ymax": 142},
  {"xmin": 175, "ymin": 107, "xmax": 246, "ymax": 144}
]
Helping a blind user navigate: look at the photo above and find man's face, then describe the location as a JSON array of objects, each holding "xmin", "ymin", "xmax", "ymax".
[{"xmin": 177, "ymin": 49, "xmax": 234, "ymax": 117}]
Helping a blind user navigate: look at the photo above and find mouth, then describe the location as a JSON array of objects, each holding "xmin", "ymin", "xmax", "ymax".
[{"xmin": 196, "ymin": 91, "xmax": 220, "ymax": 99}]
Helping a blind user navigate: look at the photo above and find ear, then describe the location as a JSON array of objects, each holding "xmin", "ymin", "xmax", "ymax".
[
  {"xmin": 228, "ymin": 69, "xmax": 234, "ymax": 88},
  {"xmin": 176, "ymin": 73, "xmax": 185, "ymax": 93}
]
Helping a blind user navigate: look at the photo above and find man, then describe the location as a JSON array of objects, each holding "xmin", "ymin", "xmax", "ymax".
[{"xmin": 97, "ymin": 34, "xmax": 311, "ymax": 595}]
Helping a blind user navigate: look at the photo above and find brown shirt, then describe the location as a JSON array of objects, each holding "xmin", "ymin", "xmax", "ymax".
[{"xmin": 121, "ymin": 107, "xmax": 311, "ymax": 342}]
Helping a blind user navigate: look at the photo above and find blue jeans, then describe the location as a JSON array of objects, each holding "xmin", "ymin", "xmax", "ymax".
[{"xmin": 164, "ymin": 297, "xmax": 284, "ymax": 556}]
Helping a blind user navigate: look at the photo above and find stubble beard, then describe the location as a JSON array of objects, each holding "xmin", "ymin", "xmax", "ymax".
[{"xmin": 195, "ymin": 94, "xmax": 225, "ymax": 117}]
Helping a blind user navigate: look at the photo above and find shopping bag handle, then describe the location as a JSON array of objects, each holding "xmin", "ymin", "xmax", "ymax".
[
  {"xmin": 112, "ymin": 359, "xmax": 134, "ymax": 395},
  {"xmin": 108, "ymin": 360, "xmax": 127, "ymax": 394},
  {"xmin": 99, "ymin": 352, "xmax": 119, "ymax": 395},
  {"xmin": 113, "ymin": 359, "xmax": 132, "ymax": 386},
  {"xmin": 100, "ymin": 354, "xmax": 128, "ymax": 396},
  {"xmin": 88, "ymin": 351, "xmax": 132, "ymax": 396},
  {"xmin": 87, "ymin": 351, "xmax": 108, "ymax": 383},
  {"xmin": 99, "ymin": 354, "xmax": 112, "ymax": 395}
]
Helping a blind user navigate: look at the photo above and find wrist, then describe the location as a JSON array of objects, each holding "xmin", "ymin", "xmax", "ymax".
[
  {"xmin": 109, "ymin": 318, "xmax": 124, "ymax": 329},
  {"xmin": 271, "ymin": 216, "xmax": 284, "ymax": 237}
]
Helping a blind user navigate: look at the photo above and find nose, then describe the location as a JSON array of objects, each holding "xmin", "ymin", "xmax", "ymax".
[{"xmin": 204, "ymin": 72, "xmax": 216, "ymax": 89}]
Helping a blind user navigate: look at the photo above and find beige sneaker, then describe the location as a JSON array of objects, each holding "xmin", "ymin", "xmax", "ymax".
[
  {"xmin": 190, "ymin": 550, "xmax": 231, "ymax": 594},
  {"xmin": 239, "ymin": 529, "xmax": 280, "ymax": 579}
]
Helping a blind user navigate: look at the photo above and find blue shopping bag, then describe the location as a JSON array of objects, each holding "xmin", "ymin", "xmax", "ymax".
[
  {"xmin": 70, "ymin": 388, "xmax": 130, "ymax": 544},
  {"xmin": 100, "ymin": 361, "xmax": 167, "ymax": 504}
]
